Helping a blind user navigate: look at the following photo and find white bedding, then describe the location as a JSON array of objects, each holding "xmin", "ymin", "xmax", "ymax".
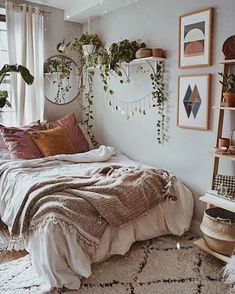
[{"xmin": 0, "ymin": 146, "xmax": 194, "ymax": 292}]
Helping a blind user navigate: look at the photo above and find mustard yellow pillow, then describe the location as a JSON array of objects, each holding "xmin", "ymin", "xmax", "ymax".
[{"xmin": 30, "ymin": 126, "xmax": 76, "ymax": 157}]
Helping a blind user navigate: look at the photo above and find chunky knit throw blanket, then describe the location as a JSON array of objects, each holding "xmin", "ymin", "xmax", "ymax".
[{"xmin": 0, "ymin": 165, "xmax": 177, "ymax": 255}]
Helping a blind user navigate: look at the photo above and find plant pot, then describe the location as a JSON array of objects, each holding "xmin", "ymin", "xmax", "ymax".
[
  {"xmin": 223, "ymin": 92, "xmax": 235, "ymax": 107},
  {"xmin": 218, "ymin": 137, "xmax": 230, "ymax": 150},
  {"xmin": 82, "ymin": 44, "xmax": 96, "ymax": 56},
  {"xmin": 135, "ymin": 48, "xmax": 152, "ymax": 59},
  {"xmin": 152, "ymin": 48, "xmax": 164, "ymax": 58}
]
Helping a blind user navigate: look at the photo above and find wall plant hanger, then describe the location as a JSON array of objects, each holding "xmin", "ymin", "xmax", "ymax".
[{"xmin": 44, "ymin": 55, "xmax": 81, "ymax": 105}]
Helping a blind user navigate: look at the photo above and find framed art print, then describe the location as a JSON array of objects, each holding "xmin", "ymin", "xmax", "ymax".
[
  {"xmin": 177, "ymin": 74, "xmax": 211, "ymax": 130},
  {"xmin": 178, "ymin": 7, "xmax": 213, "ymax": 68}
]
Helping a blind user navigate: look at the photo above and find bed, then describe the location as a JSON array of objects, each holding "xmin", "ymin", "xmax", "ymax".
[{"xmin": 0, "ymin": 145, "xmax": 194, "ymax": 293}]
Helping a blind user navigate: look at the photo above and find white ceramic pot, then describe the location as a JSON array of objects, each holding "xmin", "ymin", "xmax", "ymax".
[{"xmin": 82, "ymin": 44, "xmax": 96, "ymax": 55}]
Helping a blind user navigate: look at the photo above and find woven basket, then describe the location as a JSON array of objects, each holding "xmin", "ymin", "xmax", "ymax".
[
  {"xmin": 200, "ymin": 207, "xmax": 235, "ymax": 256},
  {"xmin": 135, "ymin": 48, "xmax": 152, "ymax": 59}
]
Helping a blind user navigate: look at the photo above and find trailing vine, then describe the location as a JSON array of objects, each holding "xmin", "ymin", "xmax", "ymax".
[
  {"xmin": 148, "ymin": 61, "xmax": 167, "ymax": 144},
  {"xmin": 44, "ymin": 57, "xmax": 72, "ymax": 104},
  {"xmin": 83, "ymin": 68, "xmax": 97, "ymax": 146},
  {"xmin": 71, "ymin": 34, "xmax": 103, "ymax": 147}
]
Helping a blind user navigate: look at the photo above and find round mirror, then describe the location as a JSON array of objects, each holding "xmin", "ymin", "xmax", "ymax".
[{"xmin": 44, "ymin": 55, "xmax": 81, "ymax": 105}]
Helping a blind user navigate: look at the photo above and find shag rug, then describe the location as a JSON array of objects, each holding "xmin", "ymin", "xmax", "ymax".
[{"xmin": 0, "ymin": 234, "xmax": 234, "ymax": 294}]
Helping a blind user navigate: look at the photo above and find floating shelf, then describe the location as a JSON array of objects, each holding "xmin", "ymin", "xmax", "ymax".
[
  {"xmin": 220, "ymin": 59, "xmax": 235, "ymax": 65},
  {"xmin": 212, "ymin": 106, "xmax": 235, "ymax": 111},
  {"xmin": 122, "ymin": 56, "xmax": 166, "ymax": 66},
  {"xmin": 193, "ymin": 238, "xmax": 230, "ymax": 263},
  {"xmin": 200, "ymin": 192, "xmax": 235, "ymax": 212},
  {"xmin": 87, "ymin": 56, "xmax": 166, "ymax": 71},
  {"xmin": 212, "ymin": 152, "xmax": 235, "ymax": 161}
]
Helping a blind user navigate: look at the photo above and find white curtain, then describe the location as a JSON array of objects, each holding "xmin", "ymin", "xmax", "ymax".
[{"xmin": 6, "ymin": 2, "xmax": 44, "ymax": 125}]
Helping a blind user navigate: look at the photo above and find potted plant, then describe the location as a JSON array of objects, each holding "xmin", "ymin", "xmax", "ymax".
[
  {"xmin": 98, "ymin": 39, "xmax": 146, "ymax": 94},
  {"xmin": 218, "ymin": 72, "xmax": 235, "ymax": 107},
  {"xmin": 72, "ymin": 33, "xmax": 103, "ymax": 56},
  {"xmin": 0, "ymin": 64, "xmax": 34, "ymax": 108}
]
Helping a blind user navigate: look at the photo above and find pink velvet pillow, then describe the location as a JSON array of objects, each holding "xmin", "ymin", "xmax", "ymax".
[
  {"xmin": 46, "ymin": 113, "xmax": 89, "ymax": 153},
  {"xmin": 0, "ymin": 123, "xmax": 43, "ymax": 160}
]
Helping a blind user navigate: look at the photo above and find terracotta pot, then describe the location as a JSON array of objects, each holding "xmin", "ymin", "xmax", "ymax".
[
  {"xmin": 223, "ymin": 92, "xmax": 235, "ymax": 107},
  {"xmin": 152, "ymin": 48, "xmax": 164, "ymax": 58},
  {"xmin": 218, "ymin": 137, "xmax": 230, "ymax": 150}
]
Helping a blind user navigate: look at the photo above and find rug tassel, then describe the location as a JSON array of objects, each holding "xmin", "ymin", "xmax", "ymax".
[{"xmin": 224, "ymin": 254, "xmax": 235, "ymax": 284}]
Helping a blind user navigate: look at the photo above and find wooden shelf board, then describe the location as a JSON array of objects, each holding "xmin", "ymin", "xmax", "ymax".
[
  {"xmin": 212, "ymin": 106, "xmax": 235, "ymax": 110},
  {"xmin": 220, "ymin": 59, "xmax": 235, "ymax": 64},
  {"xmin": 87, "ymin": 56, "xmax": 166, "ymax": 70},
  {"xmin": 122, "ymin": 56, "xmax": 166, "ymax": 66},
  {"xmin": 193, "ymin": 238, "xmax": 230, "ymax": 263},
  {"xmin": 212, "ymin": 152, "xmax": 235, "ymax": 161},
  {"xmin": 200, "ymin": 193, "xmax": 235, "ymax": 212}
]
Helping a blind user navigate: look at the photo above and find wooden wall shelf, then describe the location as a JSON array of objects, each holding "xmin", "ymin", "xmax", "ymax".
[
  {"xmin": 220, "ymin": 59, "xmax": 235, "ymax": 64},
  {"xmin": 200, "ymin": 193, "xmax": 235, "ymax": 212}
]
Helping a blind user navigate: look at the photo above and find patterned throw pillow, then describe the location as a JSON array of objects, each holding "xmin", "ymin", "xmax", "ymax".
[{"xmin": 30, "ymin": 126, "xmax": 76, "ymax": 157}]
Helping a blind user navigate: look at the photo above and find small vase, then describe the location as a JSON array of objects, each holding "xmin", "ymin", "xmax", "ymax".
[
  {"xmin": 82, "ymin": 44, "xmax": 96, "ymax": 56},
  {"xmin": 223, "ymin": 92, "xmax": 235, "ymax": 107}
]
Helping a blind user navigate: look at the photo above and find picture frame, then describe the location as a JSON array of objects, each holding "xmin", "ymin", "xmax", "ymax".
[
  {"xmin": 178, "ymin": 7, "xmax": 213, "ymax": 68},
  {"xmin": 177, "ymin": 74, "xmax": 211, "ymax": 130}
]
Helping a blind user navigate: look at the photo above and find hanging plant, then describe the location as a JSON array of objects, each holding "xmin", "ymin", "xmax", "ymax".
[
  {"xmin": 71, "ymin": 33, "xmax": 103, "ymax": 146},
  {"xmin": 149, "ymin": 61, "xmax": 167, "ymax": 144},
  {"xmin": 44, "ymin": 57, "xmax": 72, "ymax": 104}
]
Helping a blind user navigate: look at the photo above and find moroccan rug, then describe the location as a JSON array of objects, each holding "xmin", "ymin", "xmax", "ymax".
[{"xmin": 0, "ymin": 234, "xmax": 233, "ymax": 294}]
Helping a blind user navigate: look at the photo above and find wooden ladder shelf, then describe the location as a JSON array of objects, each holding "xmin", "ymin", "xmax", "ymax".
[{"xmin": 193, "ymin": 59, "xmax": 235, "ymax": 263}]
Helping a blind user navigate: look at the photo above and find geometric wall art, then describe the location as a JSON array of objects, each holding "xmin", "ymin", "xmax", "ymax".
[
  {"xmin": 177, "ymin": 74, "xmax": 211, "ymax": 130},
  {"xmin": 178, "ymin": 8, "xmax": 213, "ymax": 68}
]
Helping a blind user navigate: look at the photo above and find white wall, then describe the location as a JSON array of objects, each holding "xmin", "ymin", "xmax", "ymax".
[{"xmin": 88, "ymin": 0, "xmax": 235, "ymax": 221}]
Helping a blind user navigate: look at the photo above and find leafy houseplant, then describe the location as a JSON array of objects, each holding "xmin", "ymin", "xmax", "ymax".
[
  {"xmin": 72, "ymin": 33, "xmax": 103, "ymax": 56},
  {"xmin": 0, "ymin": 64, "xmax": 34, "ymax": 108},
  {"xmin": 218, "ymin": 72, "xmax": 235, "ymax": 107},
  {"xmin": 98, "ymin": 39, "xmax": 146, "ymax": 95}
]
